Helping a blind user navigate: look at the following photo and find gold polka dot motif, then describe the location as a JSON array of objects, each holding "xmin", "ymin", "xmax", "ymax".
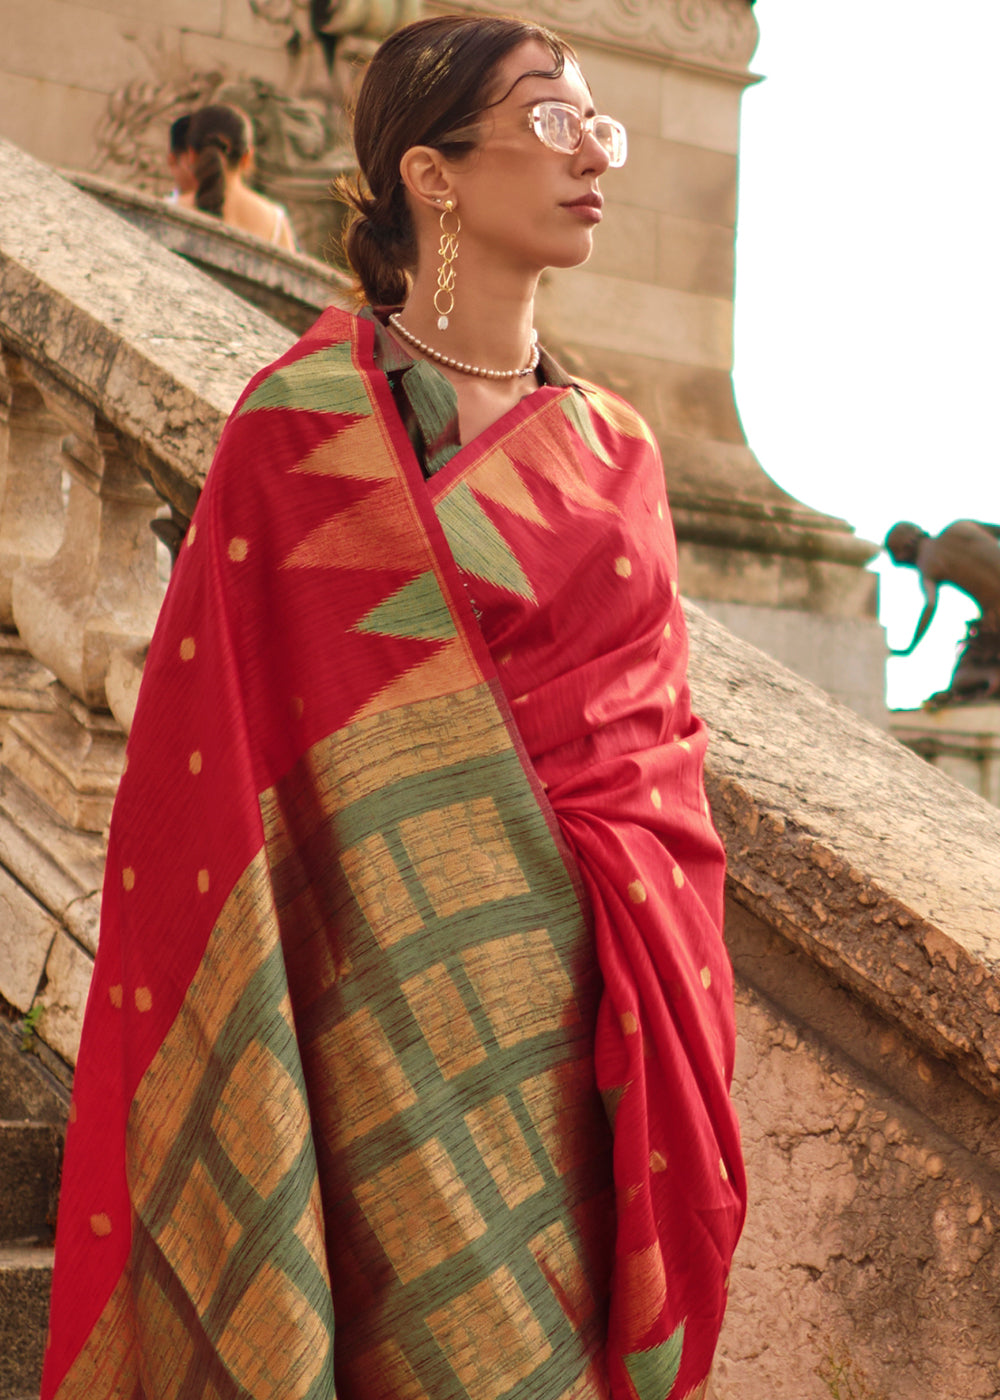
[
  {"xmin": 651, "ymin": 787, "xmax": 662, "ymax": 810},
  {"xmin": 228, "ymin": 537, "xmax": 248, "ymax": 562},
  {"xmin": 620, "ymin": 1011, "xmax": 638, "ymax": 1036},
  {"xmin": 189, "ymin": 750, "xmax": 203, "ymax": 775},
  {"xmin": 108, "ymin": 985, "xmax": 123, "ymax": 1009},
  {"xmin": 197, "ymin": 869, "xmax": 210, "ymax": 894},
  {"xmin": 122, "ymin": 868, "xmax": 135, "ymax": 891},
  {"xmin": 179, "ymin": 637, "xmax": 196, "ymax": 661},
  {"xmin": 614, "ymin": 557, "xmax": 632, "ymax": 578},
  {"xmin": 627, "ymin": 880, "xmax": 646, "ymax": 904},
  {"xmin": 700, "ymin": 967, "xmax": 712, "ymax": 990},
  {"xmin": 134, "ymin": 987, "xmax": 153, "ymax": 1012},
  {"xmin": 90, "ymin": 1213, "xmax": 112, "ymax": 1237},
  {"xmin": 672, "ymin": 867, "xmax": 685, "ymax": 890}
]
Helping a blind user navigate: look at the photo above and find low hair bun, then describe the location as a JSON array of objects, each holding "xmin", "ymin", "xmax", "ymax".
[{"xmin": 343, "ymin": 210, "xmax": 411, "ymax": 308}]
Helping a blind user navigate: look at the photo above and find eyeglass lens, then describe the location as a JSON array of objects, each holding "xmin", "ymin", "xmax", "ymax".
[{"xmin": 536, "ymin": 104, "xmax": 626, "ymax": 167}]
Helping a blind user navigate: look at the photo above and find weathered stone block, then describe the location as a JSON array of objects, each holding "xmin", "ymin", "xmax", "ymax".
[
  {"xmin": 0, "ymin": 1022, "xmax": 69, "ymax": 1123},
  {"xmin": 660, "ymin": 65, "xmax": 744, "ymax": 154},
  {"xmin": 0, "ymin": 1245, "xmax": 53, "ymax": 1399},
  {"xmin": 612, "ymin": 133, "xmax": 737, "ymax": 224},
  {"xmin": 586, "ymin": 204, "xmax": 658, "ymax": 286},
  {"xmin": 538, "ymin": 268, "xmax": 733, "ymax": 372},
  {"xmin": 0, "ymin": 1121, "xmax": 61, "ymax": 1241},
  {"xmin": 657, "ymin": 214, "xmax": 735, "ymax": 299},
  {"xmin": 0, "ymin": 636, "xmax": 56, "ymax": 715},
  {"xmin": 718, "ymin": 944, "xmax": 1000, "ymax": 1400},
  {"xmin": 4, "ymin": 705, "xmax": 125, "ymax": 833},
  {"xmin": 0, "ymin": 71, "xmax": 107, "ymax": 169},
  {"xmin": 0, "ymin": 869, "xmax": 57, "ymax": 1013},
  {"xmin": 3, "ymin": 0, "xmax": 156, "ymax": 90},
  {"xmin": 35, "ymin": 932, "xmax": 94, "ymax": 1066},
  {"xmin": 0, "ymin": 771, "xmax": 106, "ymax": 927}
]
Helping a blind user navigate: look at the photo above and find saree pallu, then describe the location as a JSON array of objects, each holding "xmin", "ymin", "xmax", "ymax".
[{"xmin": 42, "ymin": 307, "xmax": 745, "ymax": 1400}]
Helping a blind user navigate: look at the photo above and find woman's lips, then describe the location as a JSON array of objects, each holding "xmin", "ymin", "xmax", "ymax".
[{"xmin": 562, "ymin": 193, "xmax": 604, "ymax": 222}]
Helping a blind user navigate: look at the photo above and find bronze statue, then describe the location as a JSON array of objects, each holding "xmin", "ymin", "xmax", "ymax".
[{"xmin": 884, "ymin": 519, "xmax": 1000, "ymax": 705}]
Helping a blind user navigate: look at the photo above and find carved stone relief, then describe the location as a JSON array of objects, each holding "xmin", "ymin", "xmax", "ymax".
[
  {"xmin": 92, "ymin": 0, "xmax": 422, "ymax": 257},
  {"xmin": 438, "ymin": 0, "xmax": 759, "ymax": 68}
]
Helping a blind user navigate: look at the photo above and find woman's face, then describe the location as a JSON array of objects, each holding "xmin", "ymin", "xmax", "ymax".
[{"xmin": 445, "ymin": 40, "xmax": 614, "ymax": 278}]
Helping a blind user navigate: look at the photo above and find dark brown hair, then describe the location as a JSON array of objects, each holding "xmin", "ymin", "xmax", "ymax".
[
  {"xmin": 339, "ymin": 15, "xmax": 571, "ymax": 306},
  {"xmin": 187, "ymin": 104, "xmax": 253, "ymax": 217}
]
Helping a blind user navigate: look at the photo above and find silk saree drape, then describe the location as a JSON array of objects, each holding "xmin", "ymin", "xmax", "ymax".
[{"xmin": 42, "ymin": 306, "xmax": 745, "ymax": 1400}]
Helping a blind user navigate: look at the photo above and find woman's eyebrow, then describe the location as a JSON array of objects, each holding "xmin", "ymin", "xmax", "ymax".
[{"xmin": 516, "ymin": 96, "xmax": 599, "ymax": 117}]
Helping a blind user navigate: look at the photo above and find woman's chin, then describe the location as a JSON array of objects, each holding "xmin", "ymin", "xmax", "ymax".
[{"xmin": 546, "ymin": 233, "xmax": 597, "ymax": 272}]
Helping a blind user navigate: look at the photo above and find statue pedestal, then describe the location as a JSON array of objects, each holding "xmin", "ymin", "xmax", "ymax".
[{"xmin": 890, "ymin": 703, "xmax": 1000, "ymax": 807}]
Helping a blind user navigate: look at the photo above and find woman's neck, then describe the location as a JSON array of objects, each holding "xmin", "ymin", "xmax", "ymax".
[{"xmin": 400, "ymin": 265, "xmax": 539, "ymax": 377}]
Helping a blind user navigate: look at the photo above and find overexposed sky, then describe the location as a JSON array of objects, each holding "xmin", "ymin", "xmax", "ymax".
[{"xmin": 733, "ymin": 0, "xmax": 1000, "ymax": 709}]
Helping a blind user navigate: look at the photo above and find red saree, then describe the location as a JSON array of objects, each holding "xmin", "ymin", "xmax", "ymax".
[{"xmin": 42, "ymin": 306, "xmax": 744, "ymax": 1400}]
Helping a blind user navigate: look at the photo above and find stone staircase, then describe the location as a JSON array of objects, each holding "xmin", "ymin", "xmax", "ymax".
[{"xmin": 0, "ymin": 1022, "xmax": 68, "ymax": 1400}]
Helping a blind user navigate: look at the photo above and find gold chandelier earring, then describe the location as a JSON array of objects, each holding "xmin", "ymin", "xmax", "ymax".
[{"xmin": 434, "ymin": 199, "xmax": 460, "ymax": 331}]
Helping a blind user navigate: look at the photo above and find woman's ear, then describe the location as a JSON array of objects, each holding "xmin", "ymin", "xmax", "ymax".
[{"xmin": 399, "ymin": 146, "xmax": 453, "ymax": 210}]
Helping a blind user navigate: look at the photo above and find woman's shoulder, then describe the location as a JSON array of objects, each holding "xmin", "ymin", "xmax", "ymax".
[
  {"xmin": 231, "ymin": 305, "xmax": 367, "ymax": 415},
  {"xmin": 200, "ymin": 306, "xmax": 369, "ymax": 509},
  {"xmin": 570, "ymin": 377, "xmax": 659, "ymax": 450}
]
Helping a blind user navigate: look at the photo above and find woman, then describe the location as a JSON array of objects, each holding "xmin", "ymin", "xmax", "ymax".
[
  {"xmin": 42, "ymin": 16, "xmax": 744, "ymax": 1400},
  {"xmin": 180, "ymin": 102, "xmax": 297, "ymax": 251}
]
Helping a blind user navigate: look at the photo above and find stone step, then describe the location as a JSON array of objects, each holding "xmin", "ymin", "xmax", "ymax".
[
  {"xmin": 0, "ymin": 1021, "xmax": 71, "ymax": 1124},
  {"xmin": 0, "ymin": 1120, "xmax": 61, "ymax": 1242},
  {"xmin": 0, "ymin": 1244, "xmax": 53, "ymax": 1400}
]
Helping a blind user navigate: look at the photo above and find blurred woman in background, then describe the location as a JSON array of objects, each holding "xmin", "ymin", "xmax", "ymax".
[{"xmin": 180, "ymin": 102, "xmax": 297, "ymax": 250}]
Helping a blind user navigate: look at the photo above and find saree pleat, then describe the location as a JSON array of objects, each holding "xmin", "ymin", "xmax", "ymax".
[{"xmin": 42, "ymin": 307, "xmax": 743, "ymax": 1400}]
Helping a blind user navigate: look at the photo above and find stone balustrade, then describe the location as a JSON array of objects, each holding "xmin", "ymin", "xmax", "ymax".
[{"xmin": 0, "ymin": 135, "xmax": 298, "ymax": 1066}]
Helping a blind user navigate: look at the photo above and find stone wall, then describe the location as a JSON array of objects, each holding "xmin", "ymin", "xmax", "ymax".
[
  {"xmin": 0, "ymin": 0, "xmax": 292, "ymax": 173},
  {"xmin": 688, "ymin": 605, "xmax": 1000, "ymax": 1400}
]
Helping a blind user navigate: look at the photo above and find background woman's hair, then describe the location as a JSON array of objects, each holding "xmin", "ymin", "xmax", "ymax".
[
  {"xmin": 338, "ymin": 14, "xmax": 572, "ymax": 307},
  {"xmin": 169, "ymin": 113, "xmax": 191, "ymax": 156},
  {"xmin": 187, "ymin": 104, "xmax": 253, "ymax": 217}
]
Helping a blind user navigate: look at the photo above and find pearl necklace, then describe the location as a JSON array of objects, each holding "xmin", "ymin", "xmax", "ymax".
[{"xmin": 388, "ymin": 313, "xmax": 540, "ymax": 380}]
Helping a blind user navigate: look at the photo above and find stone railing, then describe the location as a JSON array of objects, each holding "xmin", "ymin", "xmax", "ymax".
[
  {"xmin": 686, "ymin": 605, "xmax": 1000, "ymax": 1400},
  {"xmin": 0, "ymin": 136, "xmax": 308, "ymax": 1069},
  {"xmin": 68, "ymin": 172, "xmax": 352, "ymax": 337},
  {"xmin": 2, "ymin": 135, "xmax": 1000, "ymax": 1399}
]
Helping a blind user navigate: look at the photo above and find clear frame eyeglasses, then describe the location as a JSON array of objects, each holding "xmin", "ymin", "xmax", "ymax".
[{"xmin": 528, "ymin": 100, "xmax": 628, "ymax": 168}]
